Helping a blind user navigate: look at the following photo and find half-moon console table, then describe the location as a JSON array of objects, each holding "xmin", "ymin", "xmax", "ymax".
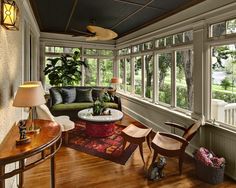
[{"xmin": 0, "ymin": 119, "xmax": 62, "ymax": 188}]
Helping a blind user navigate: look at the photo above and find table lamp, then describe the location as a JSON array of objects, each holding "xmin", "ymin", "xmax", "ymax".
[
  {"xmin": 111, "ymin": 77, "xmax": 122, "ymax": 90},
  {"xmin": 13, "ymin": 84, "xmax": 46, "ymax": 133}
]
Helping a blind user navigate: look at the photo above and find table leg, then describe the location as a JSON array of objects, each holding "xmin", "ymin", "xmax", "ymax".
[
  {"xmin": 18, "ymin": 160, "xmax": 24, "ymax": 188},
  {"xmin": 0, "ymin": 165, "xmax": 5, "ymax": 188},
  {"xmin": 50, "ymin": 145, "xmax": 55, "ymax": 188}
]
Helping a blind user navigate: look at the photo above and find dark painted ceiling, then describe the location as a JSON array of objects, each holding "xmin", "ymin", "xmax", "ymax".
[{"xmin": 29, "ymin": 0, "xmax": 205, "ymax": 39}]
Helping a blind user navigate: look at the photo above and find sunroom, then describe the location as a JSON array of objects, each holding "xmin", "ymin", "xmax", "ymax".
[{"xmin": 1, "ymin": 0, "xmax": 236, "ymax": 187}]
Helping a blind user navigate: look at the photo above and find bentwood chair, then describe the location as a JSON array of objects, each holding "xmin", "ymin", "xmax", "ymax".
[
  {"xmin": 36, "ymin": 104, "xmax": 75, "ymax": 144},
  {"xmin": 151, "ymin": 120, "xmax": 201, "ymax": 175}
]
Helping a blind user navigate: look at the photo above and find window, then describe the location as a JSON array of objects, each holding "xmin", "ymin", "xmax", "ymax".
[
  {"xmin": 100, "ymin": 59, "xmax": 113, "ymax": 86},
  {"xmin": 143, "ymin": 41, "xmax": 153, "ymax": 51},
  {"xmin": 158, "ymin": 53, "xmax": 172, "ymax": 105},
  {"xmin": 132, "ymin": 44, "xmax": 142, "ymax": 53},
  {"xmin": 134, "ymin": 56, "xmax": 142, "ymax": 96},
  {"xmin": 85, "ymin": 58, "xmax": 97, "ymax": 86},
  {"xmin": 211, "ymin": 44, "xmax": 236, "ymax": 126},
  {"xmin": 176, "ymin": 50, "xmax": 193, "ymax": 110},
  {"xmin": 144, "ymin": 54, "xmax": 153, "ymax": 99},
  {"xmin": 209, "ymin": 18, "xmax": 236, "ymax": 38}
]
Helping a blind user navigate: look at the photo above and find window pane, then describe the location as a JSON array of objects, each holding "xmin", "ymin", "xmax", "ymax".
[
  {"xmin": 211, "ymin": 45, "xmax": 236, "ymax": 126},
  {"xmin": 184, "ymin": 31, "xmax": 193, "ymax": 42},
  {"xmin": 157, "ymin": 38, "xmax": 165, "ymax": 48},
  {"xmin": 134, "ymin": 56, "xmax": 142, "ymax": 96},
  {"xmin": 166, "ymin": 36, "xmax": 173, "ymax": 46},
  {"xmin": 72, "ymin": 48, "xmax": 81, "ymax": 54},
  {"xmin": 100, "ymin": 59, "xmax": 113, "ymax": 86},
  {"xmin": 174, "ymin": 33, "xmax": 183, "ymax": 45},
  {"xmin": 84, "ymin": 49, "xmax": 97, "ymax": 55},
  {"xmin": 100, "ymin": 49, "xmax": 113, "ymax": 56},
  {"xmin": 133, "ymin": 44, "xmax": 142, "ymax": 53},
  {"xmin": 85, "ymin": 58, "xmax": 97, "ymax": 86},
  {"xmin": 54, "ymin": 47, "xmax": 63, "ymax": 53},
  {"xmin": 210, "ymin": 22, "xmax": 226, "ymax": 37},
  {"xmin": 158, "ymin": 53, "xmax": 172, "ymax": 104},
  {"xmin": 126, "ymin": 58, "xmax": 131, "ymax": 93},
  {"xmin": 176, "ymin": 50, "xmax": 194, "ymax": 110},
  {"xmin": 144, "ymin": 55, "xmax": 153, "ymax": 99},
  {"xmin": 119, "ymin": 59, "xmax": 125, "ymax": 90},
  {"xmin": 226, "ymin": 19, "xmax": 236, "ymax": 35},
  {"xmin": 45, "ymin": 46, "xmax": 54, "ymax": 53},
  {"xmin": 143, "ymin": 41, "xmax": 153, "ymax": 51}
]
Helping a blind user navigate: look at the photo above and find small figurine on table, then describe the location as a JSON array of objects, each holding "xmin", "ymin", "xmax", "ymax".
[{"xmin": 16, "ymin": 120, "xmax": 31, "ymax": 145}]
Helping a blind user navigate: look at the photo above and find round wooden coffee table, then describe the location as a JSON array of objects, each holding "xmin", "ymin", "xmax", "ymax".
[{"xmin": 78, "ymin": 108, "xmax": 123, "ymax": 137}]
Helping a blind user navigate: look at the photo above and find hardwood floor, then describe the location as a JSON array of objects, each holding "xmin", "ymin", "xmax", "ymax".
[{"xmin": 24, "ymin": 114, "xmax": 235, "ymax": 188}]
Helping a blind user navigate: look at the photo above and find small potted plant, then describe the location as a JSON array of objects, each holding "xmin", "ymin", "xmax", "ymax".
[{"xmin": 92, "ymin": 98, "xmax": 104, "ymax": 116}]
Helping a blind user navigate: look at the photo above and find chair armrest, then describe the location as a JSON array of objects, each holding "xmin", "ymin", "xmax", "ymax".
[
  {"xmin": 114, "ymin": 96, "xmax": 122, "ymax": 111},
  {"xmin": 165, "ymin": 122, "xmax": 187, "ymax": 131},
  {"xmin": 159, "ymin": 132, "xmax": 189, "ymax": 146}
]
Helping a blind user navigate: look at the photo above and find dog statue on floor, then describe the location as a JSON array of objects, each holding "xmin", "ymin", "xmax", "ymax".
[{"xmin": 147, "ymin": 156, "xmax": 167, "ymax": 181}]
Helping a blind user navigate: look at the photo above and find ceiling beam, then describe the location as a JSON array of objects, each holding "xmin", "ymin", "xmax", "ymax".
[
  {"xmin": 111, "ymin": 0, "xmax": 155, "ymax": 30},
  {"xmin": 65, "ymin": 0, "xmax": 79, "ymax": 32},
  {"xmin": 113, "ymin": 0, "xmax": 167, "ymax": 11}
]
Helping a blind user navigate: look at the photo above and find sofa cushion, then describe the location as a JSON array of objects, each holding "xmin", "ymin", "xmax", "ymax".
[
  {"xmin": 92, "ymin": 88, "xmax": 105, "ymax": 101},
  {"xmin": 52, "ymin": 102, "xmax": 94, "ymax": 111},
  {"xmin": 104, "ymin": 102, "xmax": 118, "ymax": 109},
  {"xmin": 76, "ymin": 89, "xmax": 93, "ymax": 102},
  {"xmin": 50, "ymin": 88, "xmax": 63, "ymax": 105},
  {"xmin": 61, "ymin": 88, "xmax": 76, "ymax": 103}
]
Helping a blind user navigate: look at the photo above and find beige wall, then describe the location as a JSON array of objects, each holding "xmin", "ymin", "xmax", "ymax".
[{"xmin": 0, "ymin": 8, "xmax": 23, "ymax": 144}]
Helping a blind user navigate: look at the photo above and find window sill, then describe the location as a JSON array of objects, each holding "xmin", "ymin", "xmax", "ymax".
[{"xmin": 117, "ymin": 91, "xmax": 193, "ymax": 122}]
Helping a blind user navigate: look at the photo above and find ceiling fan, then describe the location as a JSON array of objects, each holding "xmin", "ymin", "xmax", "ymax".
[{"xmin": 71, "ymin": 25, "xmax": 118, "ymax": 41}]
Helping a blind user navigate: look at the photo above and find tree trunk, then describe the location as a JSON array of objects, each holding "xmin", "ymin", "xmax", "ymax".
[{"xmin": 182, "ymin": 50, "xmax": 193, "ymax": 110}]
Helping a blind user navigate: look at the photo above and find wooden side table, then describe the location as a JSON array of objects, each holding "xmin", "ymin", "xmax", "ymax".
[{"xmin": 0, "ymin": 119, "xmax": 62, "ymax": 188}]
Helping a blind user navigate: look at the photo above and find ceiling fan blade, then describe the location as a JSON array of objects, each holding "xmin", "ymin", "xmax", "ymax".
[
  {"xmin": 71, "ymin": 28, "xmax": 94, "ymax": 36},
  {"xmin": 86, "ymin": 25, "xmax": 118, "ymax": 40}
]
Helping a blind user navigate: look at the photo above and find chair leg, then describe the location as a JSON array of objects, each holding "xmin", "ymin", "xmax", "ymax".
[
  {"xmin": 64, "ymin": 131, "xmax": 69, "ymax": 145},
  {"xmin": 146, "ymin": 135, "xmax": 152, "ymax": 153},
  {"xmin": 179, "ymin": 155, "xmax": 184, "ymax": 175},
  {"xmin": 151, "ymin": 150, "xmax": 158, "ymax": 164},
  {"xmin": 138, "ymin": 143, "xmax": 145, "ymax": 164},
  {"xmin": 122, "ymin": 139, "xmax": 127, "ymax": 151}
]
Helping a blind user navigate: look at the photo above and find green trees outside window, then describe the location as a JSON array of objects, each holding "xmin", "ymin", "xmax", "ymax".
[
  {"xmin": 100, "ymin": 59, "xmax": 113, "ymax": 86},
  {"xmin": 158, "ymin": 53, "xmax": 172, "ymax": 105},
  {"xmin": 134, "ymin": 56, "xmax": 142, "ymax": 96},
  {"xmin": 85, "ymin": 58, "xmax": 97, "ymax": 86},
  {"xmin": 144, "ymin": 55, "xmax": 153, "ymax": 99}
]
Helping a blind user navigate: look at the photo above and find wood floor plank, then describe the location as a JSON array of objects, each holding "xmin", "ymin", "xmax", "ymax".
[{"xmin": 24, "ymin": 114, "xmax": 235, "ymax": 188}]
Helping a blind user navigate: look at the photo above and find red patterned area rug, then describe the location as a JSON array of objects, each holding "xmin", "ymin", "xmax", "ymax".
[{"xmin": 67, "ymin": 123, "xmax": 138, "ymax": 165}]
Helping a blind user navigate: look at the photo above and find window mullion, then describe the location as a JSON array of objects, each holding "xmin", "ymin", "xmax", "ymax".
[
  {"xmin": 171, "ymin": 51, "xmax": 177, "ymax": 108},
  {"xmin": 153, "ymin": 52, "xmax": 158, "ymax": 103},
  {"xmin": 142, "ymin": 55, "xmax": 145, "ymax": 98},
  {"xmin": 131, "ymin": 57, "xmax": 135, "ymax": 94}
]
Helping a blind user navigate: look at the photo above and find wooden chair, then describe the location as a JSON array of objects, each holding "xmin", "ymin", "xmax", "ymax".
[
  {"xmin": 121, "ymin": 124, "xmax": 152, "ymax": 164},
  {"xmin": 151, "ymin": 120, "xmax": 201, "ymax": 175}
]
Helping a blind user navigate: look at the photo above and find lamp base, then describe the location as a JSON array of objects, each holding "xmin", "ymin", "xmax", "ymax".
[
  {"xmin": 27, "ymin": 126, "xmax": 40, "ymax": 134},
  {"xmin": 16, "ymin": 137, "xmax": 31, "ymax": 145}
]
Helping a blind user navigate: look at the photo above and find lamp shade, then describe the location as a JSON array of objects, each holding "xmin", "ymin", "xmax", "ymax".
[
  {"xmin": 13, "ymin": 84, "xmax": 46, "ymax": 107},
  {"xmin": 111, "ymin": 77, "xmax": 122, "ymax": 84},
  {"xmin": 24, "ymin": 81, "xmax": 45, "ymax": 94}
]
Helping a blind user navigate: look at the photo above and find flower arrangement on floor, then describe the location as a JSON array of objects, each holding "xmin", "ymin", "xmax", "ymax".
[
  {"xmin": 194, "ymin": 147, "xmax": 225, "ymax": 184},
  {"xmin": 194, "ymin": 147, "xmax": 225, "ymax": 168}
]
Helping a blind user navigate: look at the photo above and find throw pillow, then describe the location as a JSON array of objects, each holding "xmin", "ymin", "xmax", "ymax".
[
  {"xmin": 61, "ymin": 88, "xmax": 76, "ymax": 103},
  {"xmin": 49, "ymin": 88, "xmax": 63, "ymax": 105},
  {"xmin": 76, "ymin": 89, "xmax": 93, "ymax": 102},
  {"xmin": 107, "ymin": 88, "xmax": 116, "ymax": 102},
  {"xmin": 92, "ymin": 88, "xmax": 105, "ymax": 101}
]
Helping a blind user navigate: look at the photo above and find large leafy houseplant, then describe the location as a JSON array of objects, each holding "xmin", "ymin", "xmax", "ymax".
[{"xmin": 44, "ymin": 51, "xmax": 87, "ymax": 86}]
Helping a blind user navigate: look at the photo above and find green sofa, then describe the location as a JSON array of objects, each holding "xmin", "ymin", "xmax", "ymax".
[{"xmin": 48, "ymin": 86, "xmax": 122, "ymax": 120}]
